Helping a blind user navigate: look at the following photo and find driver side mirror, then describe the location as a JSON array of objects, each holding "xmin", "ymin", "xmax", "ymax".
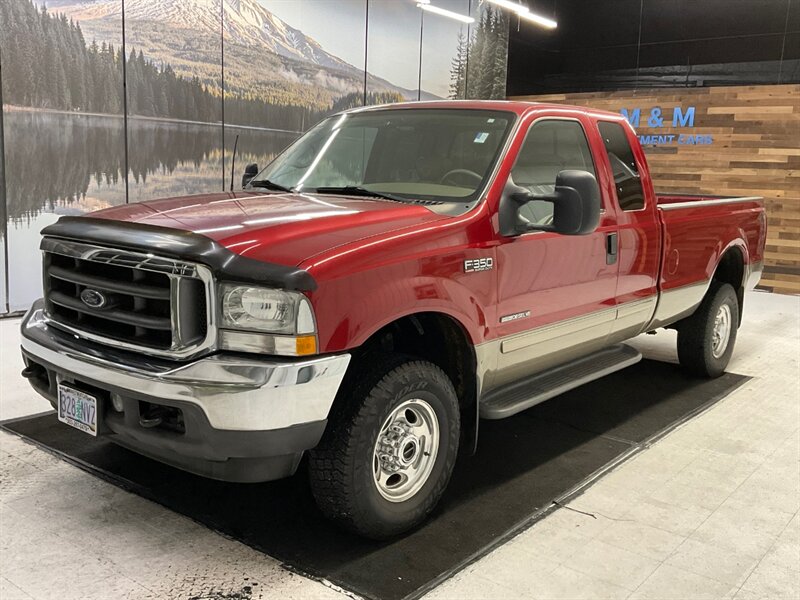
[
  {"xmin": 499, "ymin": 170, "xmax": 601, "ymax": 237},
  {"xmin": 242, "ymin": 163, "xmax": 259, "ymax": 188}
]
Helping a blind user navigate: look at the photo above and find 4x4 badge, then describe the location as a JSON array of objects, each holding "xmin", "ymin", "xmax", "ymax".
[{"xmin": 464, "ymin": 257, "xmax": 494, "ymax": 273}]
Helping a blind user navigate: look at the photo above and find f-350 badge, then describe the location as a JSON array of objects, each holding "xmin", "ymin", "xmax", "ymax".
[{"xmin": 464, "ymin": 257, "xmax": 494, "ymax": 273}]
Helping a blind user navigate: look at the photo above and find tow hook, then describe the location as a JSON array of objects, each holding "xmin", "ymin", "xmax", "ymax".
[
  {"xmin": 139, "ymin": 405, "xmax": 167, "ymax": 429},
  {"xmin": 21, "ymin": 363, "xmax": 47, "ymax": 380},
  {"xmin": 20, "ymin": 366, "xmax": 40, "ymax": 379}
]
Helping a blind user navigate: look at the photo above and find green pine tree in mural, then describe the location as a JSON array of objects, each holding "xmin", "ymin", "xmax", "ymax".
[
  {"xmin": 331, "ymin": 91, "xmax": 406, "ymax": 113},
  {"xmin": 449, "ymin": 31, "xmax": 468, "ymax": 99},
  {"xmin": 449, "ymin": 4, "xmax": 509, "ymax": 100},
  {"xmin": 0, "ymin": 0, "xmax": 341, "ymax": 130}
]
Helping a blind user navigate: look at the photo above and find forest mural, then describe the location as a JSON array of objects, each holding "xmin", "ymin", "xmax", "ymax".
[
  {"xmin": 0, "ymin": 0, "xmax": 510, "ymax": 312},
  {"xmin": 451, "ymin": 4, "xmax": 509, "ymax": 101}
]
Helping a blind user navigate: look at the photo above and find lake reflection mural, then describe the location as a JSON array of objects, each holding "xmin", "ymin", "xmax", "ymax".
[{"xmin": 0, "ymin": 0, "xmax": 509, "ymax": 312}]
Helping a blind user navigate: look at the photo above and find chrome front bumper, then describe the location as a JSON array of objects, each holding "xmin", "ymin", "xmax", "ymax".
[
  {"xmin": 21, "ymin": 301, "xmax": 350, "ymax": 432},
  {"xmin": 19, "ymin": 301, "xmax": 351, "ymax": 482}
]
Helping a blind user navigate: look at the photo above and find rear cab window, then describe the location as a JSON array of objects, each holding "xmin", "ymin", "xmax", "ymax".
[{"xmin": 598, "ymin": 121, "xmax": 645, "ymax": 211}]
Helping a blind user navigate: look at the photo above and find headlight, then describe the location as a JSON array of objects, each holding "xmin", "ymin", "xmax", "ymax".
[
  {"xmin": 219, "ymin": 284, "xmax": 317, "ymax": 356},
  {"xmin": 220, "ymin": 285, "xmax": 315, "ymax": 334}
]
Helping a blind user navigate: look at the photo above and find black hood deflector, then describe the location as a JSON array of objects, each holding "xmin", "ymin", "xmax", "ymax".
[{"xmin": 41, "ymin": 217, "xmax": 318, "ymax": 292}]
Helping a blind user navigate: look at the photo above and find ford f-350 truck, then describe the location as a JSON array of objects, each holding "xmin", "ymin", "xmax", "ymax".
[{"xmin": 20, "ymin": 101, "xmax": 766, "ymax": 538}]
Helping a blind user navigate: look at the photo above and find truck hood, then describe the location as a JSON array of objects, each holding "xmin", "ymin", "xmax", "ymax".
[{"xmin": 90, "ymin": 191, "xmax": 449, "ymax": 267}]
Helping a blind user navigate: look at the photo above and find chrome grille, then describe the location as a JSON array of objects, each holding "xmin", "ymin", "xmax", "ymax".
[{"xmin": 41, "ymin": 238, "xmax": 215, "ymax": 358}]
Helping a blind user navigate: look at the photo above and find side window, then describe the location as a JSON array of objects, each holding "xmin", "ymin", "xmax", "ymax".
[
  {"xmin": 510, "ymin": 120, "xmax": 597, "ymax": 226},
  {"xmin": 598, "ymin": 121, "xmax": 645, "ymax": 211}
]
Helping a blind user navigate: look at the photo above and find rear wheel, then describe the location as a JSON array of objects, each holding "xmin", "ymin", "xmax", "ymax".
[
  {"xmin": 308, "ymin": 355, "xmax": 460, "ymax": 539},
  {"xmin": 677, "ymin": 282, "xmax": 739, "ymax": 378}
]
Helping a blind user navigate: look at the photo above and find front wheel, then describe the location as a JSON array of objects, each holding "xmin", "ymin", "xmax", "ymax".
[
  {"xmin": 677, "ymin": 282, "xmax": 739, "ymax": 378},
  {"xmin": 308, "ymin": 355, "xmax": 460, "ymax": 539}
]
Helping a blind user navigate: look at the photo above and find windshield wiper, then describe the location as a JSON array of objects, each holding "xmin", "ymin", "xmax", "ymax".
[
  {"xmin": 313, "ymin": 186, "xmax": 411, "ymax": 203},
  {"xmin": 248, "ymin": 179, "xmax": 294, "ymax": 193}
]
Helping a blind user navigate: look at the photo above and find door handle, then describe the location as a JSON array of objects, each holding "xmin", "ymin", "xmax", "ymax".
[{"xmin": 606, "ymin": 232, "xmax": 618, "ymax": 265}]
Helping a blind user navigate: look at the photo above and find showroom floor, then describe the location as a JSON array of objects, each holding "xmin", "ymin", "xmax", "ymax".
[{"xmin": 1, "ymin": 290, "xmax": 798, "ymax": 600}]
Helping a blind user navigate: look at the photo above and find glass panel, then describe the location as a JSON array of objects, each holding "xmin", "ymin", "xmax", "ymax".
[
  {"xmin": 0, "ymin": 138, "xmax": 6, "ymax": 313},
  {"xmin": 123, "ymin": 0, "xmax": 223, "ymax": 202},
  {"xmin": 598, "ymin": 121, "xmax": 645, "ymax": 211},
  {"xmin": 420, "ymin": 0, "xmax": 471, "ymax": 100},
  {"xmin": 0, "ymin": 231, "xmax": 6, "ymax": 314},
  {"xmin": 465, "ymin": 0, "xmax": 509, "ymax": 99},
  {"xmin": 0, "ymin": 53, "xmax": 6, "ymax": 314},
  {"xmin": 1, "ymin": 0, "xmax": 125, "ymax": 311},
  {"xmin": 223, "ymin": 127, "xmax": 299, "ymax": 193},
  {"xmin": 366, "ymin": 0, "xmax": 422, "ymax": 105},
  {"xmin": 223, "ymin": 0, "xmax": 365, "ymax": 191}
]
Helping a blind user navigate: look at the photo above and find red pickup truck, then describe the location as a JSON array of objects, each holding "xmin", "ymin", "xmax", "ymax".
[{"xmin": 20, "ymin": 101, "xmax": 765, "ymax": 538}]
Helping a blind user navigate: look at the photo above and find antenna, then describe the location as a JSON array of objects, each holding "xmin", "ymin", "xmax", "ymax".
[{"xmin": 229, "ymin": 134, "xmax": 239, "ymax": 192}]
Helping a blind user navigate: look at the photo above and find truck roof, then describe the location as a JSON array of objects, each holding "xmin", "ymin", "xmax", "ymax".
[{"xmin": 346, "ymin": 99, "xmax": 625, "ymax": 121}]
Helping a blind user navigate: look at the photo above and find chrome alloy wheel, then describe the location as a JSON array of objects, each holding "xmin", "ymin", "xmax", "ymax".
[
  {"xmin": 711, "ymin": 303, "xmax": 732, "ymax": 359},
  {"xmin": 372, "ymin": 399, "xmax": 440, "ymax": 503}
]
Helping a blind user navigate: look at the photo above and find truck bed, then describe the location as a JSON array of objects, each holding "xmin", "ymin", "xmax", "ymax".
[{"xmin": 649, "ymin": 192, "xmax": 765, "ymax": 328}]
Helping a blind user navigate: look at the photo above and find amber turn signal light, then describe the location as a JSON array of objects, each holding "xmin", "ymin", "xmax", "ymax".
[{"xmin": 295, "ymin": 335, "xmax": 318, "ymax": 356}]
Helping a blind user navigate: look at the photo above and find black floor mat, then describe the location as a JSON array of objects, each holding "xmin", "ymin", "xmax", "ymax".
[{"xmin": 2, "ymin": 360, "xmax": 748, "ymax": 600}]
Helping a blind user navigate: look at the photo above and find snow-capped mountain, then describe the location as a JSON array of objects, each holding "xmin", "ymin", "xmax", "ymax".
[
  {"xmin": 48, "ymin": 0, "xmax": 357, "ymax": 74},
  {"xmin": 221, "ymin": 0, "xmax": 356, "ymax": 73},
  {"xmin": 38, "ymin": 0, "xmax": 441, "ymax": 106}
]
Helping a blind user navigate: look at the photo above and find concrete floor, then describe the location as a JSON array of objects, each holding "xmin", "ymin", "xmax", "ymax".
[{"xmin": 1, "ymin": 290, "xmax": 798, "ymax": 600}]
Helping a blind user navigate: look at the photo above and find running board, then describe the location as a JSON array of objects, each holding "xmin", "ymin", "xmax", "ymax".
[{"xmin": 480, "ymin": 345, "xmax": 643, "ymax": 419}]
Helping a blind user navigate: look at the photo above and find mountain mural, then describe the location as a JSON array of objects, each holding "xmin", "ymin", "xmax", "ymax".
[
  {"xmin": 0, "ymin": 0, "xmax": 509, "ymax": 312},
  {"xmin": 40, "ymin": 0, "xmax": 436, "ymax": 115},
  {"xmin": 56, "ymin": 0, "xmax": 359, "ymax": 72}
]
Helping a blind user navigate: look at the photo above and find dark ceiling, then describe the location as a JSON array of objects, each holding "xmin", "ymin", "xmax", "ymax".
[{"xmin": 506, "ymin": 0, "xmax": 800, "ymax": 95}]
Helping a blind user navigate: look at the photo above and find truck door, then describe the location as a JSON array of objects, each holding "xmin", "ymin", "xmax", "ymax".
[
  {"xmin": 489, "ymin": 116, "xmax": 620, "ymax": 392},
  {"xmin": 595, "ymin": 120, "xmax": 661, "ymax": 341}
]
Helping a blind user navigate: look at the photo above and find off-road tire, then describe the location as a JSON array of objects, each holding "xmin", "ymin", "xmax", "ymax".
[
  {"xmin": 308, "ymin": 354, "xmax": 460, "ymax": 539},
  {"xmin": 677, "ymin": 282, "xmax": 739, "ymax": 378}
]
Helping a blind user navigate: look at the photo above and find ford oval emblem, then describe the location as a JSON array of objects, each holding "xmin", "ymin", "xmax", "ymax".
[{"xmin": 80, "ymin": 288, "xmax": 107, "ymax": 309}]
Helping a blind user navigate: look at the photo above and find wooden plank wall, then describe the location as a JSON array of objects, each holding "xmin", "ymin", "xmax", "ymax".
[{"xmin": 510, "ymin": 85, "xmax": 800, "ymax": 294}]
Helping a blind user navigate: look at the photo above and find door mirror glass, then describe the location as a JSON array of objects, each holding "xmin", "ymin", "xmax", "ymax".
[
  {"xmin": 500, "ymin": 170, "xmax": 601, "ymax": 236},
  {"xmin": 547, "ymin": 170, "xmax": 602, "ymax": 235},
  {"xmin": 242, "ymin": 163, "xmax": 259, "ymax": 188}
]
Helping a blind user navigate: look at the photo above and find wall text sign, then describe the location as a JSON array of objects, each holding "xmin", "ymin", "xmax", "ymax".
[{"xmin": 619, "ymin": 106, "xmax": 713, "ymax": 146}]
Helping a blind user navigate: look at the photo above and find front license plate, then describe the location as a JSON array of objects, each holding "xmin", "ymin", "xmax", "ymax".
[{"xmin": 57, "ymin": 384, "xmax": 98, "ymax": 436}]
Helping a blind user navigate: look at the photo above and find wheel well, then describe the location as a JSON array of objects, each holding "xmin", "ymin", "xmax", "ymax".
[
  {"xmin": 349, "ymin": 313, "xmax": 479, "ymax": 454},
  {"xmin": 713, "ymin": 247, "xmax": 745, "ymax": 324}
]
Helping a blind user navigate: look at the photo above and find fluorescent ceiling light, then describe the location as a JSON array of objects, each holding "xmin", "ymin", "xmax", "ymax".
[
  {"xmin": 486, "ymin": 0, "xmax": 528, "ymax": 13},
  {"xmin": 417, "ymin": 2, "xmax": 475, "ymax": 23},
  {"xmin": 486, "ymin": 0, "xmax": 557, "ymax": 29},
  {"xmin": 519, "ymin": 10, "xmax": 557, "ymax": 28}
]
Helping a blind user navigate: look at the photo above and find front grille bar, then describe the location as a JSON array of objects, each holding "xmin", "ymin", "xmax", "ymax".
[
  {"xmin": 42, "ymin": 237, "xmax": 199, "ymax": 277},
  {"xmin": 48, "ymin": 291, "xmax": 173, "ymax": 330},
  {"xmin": 40, "ymin": 237, "xmax": 216, "ymax": 360},
  {"xmin": 48, "ymin": 265, "xmax": 171, "ymax": 300}
]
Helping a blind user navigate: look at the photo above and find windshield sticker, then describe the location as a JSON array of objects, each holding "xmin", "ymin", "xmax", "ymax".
[{"xmin": 474, "ymin": 132, "xmax": 490, "ymax": 144}]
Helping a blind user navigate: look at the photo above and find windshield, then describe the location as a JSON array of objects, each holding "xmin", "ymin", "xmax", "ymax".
[{"xmin": 250, "ymin": 109, "xmax": 515, "ymax": 204}]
